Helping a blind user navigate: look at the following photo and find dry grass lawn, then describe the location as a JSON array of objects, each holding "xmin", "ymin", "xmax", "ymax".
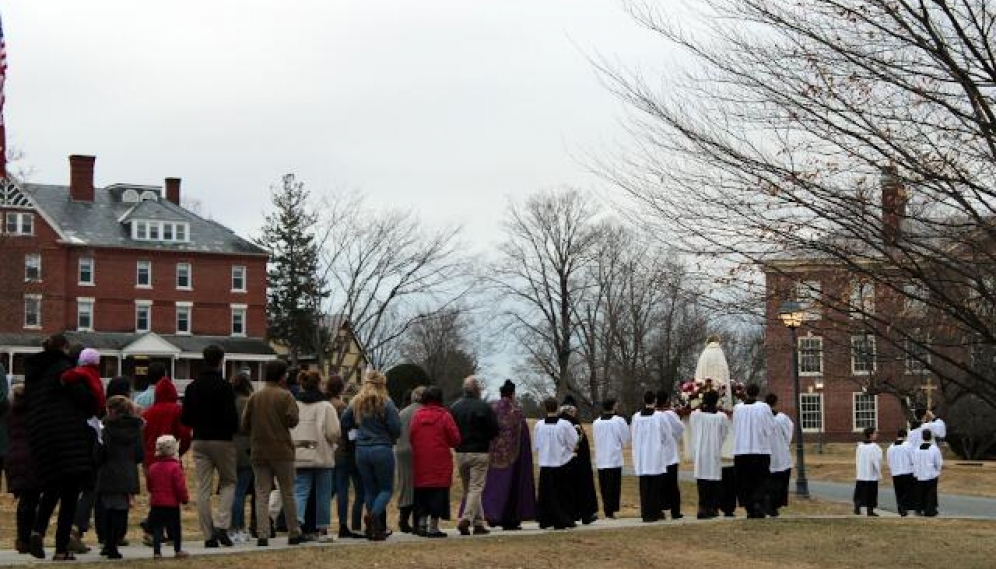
[{"xmin": 39, "ymin": 518, "xmax": 996, "ymax": 569}]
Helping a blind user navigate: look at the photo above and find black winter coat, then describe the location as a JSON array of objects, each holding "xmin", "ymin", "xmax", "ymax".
[
  {"xmin": 449, "ymin": 396, "xmax": 499, "ymax": 453},
  {"xmin": 5, "ymin": 396, "xmax": 36, "ymax": 493},
  {"xmin": 24, "ymin": 349, "xmax": 95, "ymax": 488},
  {"xmin": 96, "ymin": 414, "xmax": 144, "ymax": 495}
]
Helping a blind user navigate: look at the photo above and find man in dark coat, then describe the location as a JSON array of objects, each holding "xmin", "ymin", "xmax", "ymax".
[
  {"xmin": 450, "ymin": 377, "xmax": 499, "ymax": 536},
  {"xmin": 559, "ymin": 395, "xmax": 598, "ymax": 525}
]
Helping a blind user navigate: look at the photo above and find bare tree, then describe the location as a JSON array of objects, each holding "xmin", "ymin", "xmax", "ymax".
[
  {"xmin": 492, "ymin": 188, "xmax": 602, "ymax": 403},
  {"xmin": 595, "ymin": 0, "xmax": 996, "ymax": 410},
  {"xmin": 313, "ymin": 192, "xmax": 472, "ymax": 377},
  {"xmin": 400, "ymin": 307, "xmax": 479, "ymax": 402}
]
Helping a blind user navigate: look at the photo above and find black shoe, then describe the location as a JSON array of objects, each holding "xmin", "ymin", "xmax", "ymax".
[
  {"xmin": 106, "ymin": 551, "xmax": 123, "ymax": 560},
  {"xmin": 671, "ymin": 513, "xmax": 684, "ymax": 520},
  {"xmin": 853, "ymin": 506, "xmax": 861, "ymax": 515},
  {"xmin": 288, "ymin": 534, "xmax": 315, "ymax": 545},
  {"xmin": 204, "ymin": 539, "xmax": 219, "ymax": 548},
  {"xmin": 457, "ymin": 520, "xmax": 471, "ymax": 536},
  {"xmin": 867, "ymin": 510, "xmax": 879, "ymax": 517},
  {"xmin": 473, "ymin": 525, "xmax": 490, "ymax": 535},
  {"xmin": 214, "ymin": 529, "xmax": 234, "ymax": 547},
  {"xmin": 426, "ymin": 530, "xmax": 447, "ymax": 538},
  {"xmin": 29, "ymin": 533, "xmax": 45, "ymax": 560},
  {"xmin": 581, "ymin": 515, "xmax": 598, "ymax": 525},
  {"xmin": 257, "ymin": 538, "xmax": 269, "ymax": 547},
  {"xmin": 338, "ymin": 527, "xmax": 364, "ymax": 539}
]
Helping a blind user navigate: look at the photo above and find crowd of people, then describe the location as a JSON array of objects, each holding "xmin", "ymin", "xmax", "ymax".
[{"xmin": 2, "ymin": 333, "xmax": 951, "ymax": 562}]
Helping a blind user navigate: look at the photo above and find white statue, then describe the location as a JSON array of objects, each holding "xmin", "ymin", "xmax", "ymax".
[{"xmin": 687, "ymin": 335, "xmax": 735, "ymax": 460}]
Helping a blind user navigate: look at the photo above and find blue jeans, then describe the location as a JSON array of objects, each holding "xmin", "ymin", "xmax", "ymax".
[
  {"xmin": 295, "ymin": 468, "xmax": 333, "ymax": 529},
  {"xmin": 355, "ymin": 446, "xmax": 395, "ymax": 516},
  {"xmin": 231, "ymin": 467, "xmax": 254, "ymax": 530},
  {"xmin": 335, "ymin": 459, "xmax": 364, "ymax": 530}
]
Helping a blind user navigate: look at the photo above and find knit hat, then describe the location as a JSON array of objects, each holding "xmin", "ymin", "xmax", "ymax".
[
  {"xmin": 155, "ymin": 434, "xmax": 179, "ymax": 458},
  {"xmin": 78, "ymin": 348, "xmax": 101, "ymax": 366}
]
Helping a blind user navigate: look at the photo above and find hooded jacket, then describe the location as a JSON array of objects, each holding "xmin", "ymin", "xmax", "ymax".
[
  {"xmin": 147, "ymin": 457, "xmax": 189, "ymax": 507},
  {"xmin": 96, "ymin": 413, "xmax": 144, "ymax": 495},
  {"xmin": 410, "ymin": 403, "xmax": 461, "ymax": 488},
  {"xmin": 60, "ymin": 364, "xmax": 106, "ymax": 418},
  {"xmin": 142, "ymin": 379, "xmax": 192, "ymax": 468}
]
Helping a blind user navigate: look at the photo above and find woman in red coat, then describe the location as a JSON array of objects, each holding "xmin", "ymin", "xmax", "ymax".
[{"xmin": 409, "ymin": 386, "xmax": 461, "ymax": 538}]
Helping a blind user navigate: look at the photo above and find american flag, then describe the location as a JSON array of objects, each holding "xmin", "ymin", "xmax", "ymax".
[{"xmin": 0, "ymin": 12, "xmax": 7, "ymax": 179}]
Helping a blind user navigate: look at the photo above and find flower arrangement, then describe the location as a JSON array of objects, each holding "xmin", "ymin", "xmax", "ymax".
[{"xmin": 675, "ymin": 378, "xmax": 745, "ymax": 417}]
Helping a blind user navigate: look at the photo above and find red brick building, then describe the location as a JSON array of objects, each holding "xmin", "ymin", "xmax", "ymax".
[
  {"xmin": 763, "ymin": 174, "xmax": 945, "ymax": 443},
  {"xmin": 0, "ymin": 155, "xmax": 273, "ymax": 386}
]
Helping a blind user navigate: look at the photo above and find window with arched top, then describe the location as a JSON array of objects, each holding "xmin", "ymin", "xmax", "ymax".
[
  {"xmin": 121, "ymin": 189, "xmax": 140, "ymax": 203},
  {"xmin": 141, "ymin": 191, "xmax": 158, "ymax": 202}
]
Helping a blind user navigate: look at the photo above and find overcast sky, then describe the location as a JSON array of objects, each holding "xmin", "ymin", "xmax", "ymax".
[{"xmin": 4, "ymin": 0, "xmax": 678, "ymax": 249}]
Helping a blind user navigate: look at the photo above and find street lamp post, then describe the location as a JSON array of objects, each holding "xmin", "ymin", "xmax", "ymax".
[{"xmin": 779, "ymin": 301, "xmax": 811, "ymax": 499}]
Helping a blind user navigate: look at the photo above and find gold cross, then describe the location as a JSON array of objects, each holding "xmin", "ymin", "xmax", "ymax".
[{"xmin": 922, "ymin": 377, "xmax": 937, "ymax": 408}]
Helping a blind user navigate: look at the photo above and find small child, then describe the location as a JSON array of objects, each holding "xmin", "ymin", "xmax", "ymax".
[
  {"xmin": 146, "ymin": 435, "xmax": 189, "ymax": 559},
  {"xmin": 913, "ymin": 429, "xmax": 943, "ymax": 517},
  {"xmin": 97, "ymin": 395, "xmax": 145, "ymax": 559},
  {"xmin": 853, "ymin": 426, "xmax": 882, "ymax": 517},
  {"xmin": 60, "ymin": 348, "xmax": 107, "ymax": 418}
]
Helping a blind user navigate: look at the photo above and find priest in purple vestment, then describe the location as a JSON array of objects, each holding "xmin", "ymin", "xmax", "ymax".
[{"xmin": 481, "ymin": 380, "xmax": 536, "ymax": 530}]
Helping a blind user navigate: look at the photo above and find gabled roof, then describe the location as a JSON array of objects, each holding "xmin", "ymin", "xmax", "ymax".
[
  {"xmin": 21, "ymin": 183, "xmax": 268, "ymax": 257},
  {"xmin": 0, "ymin": 331, "xmax": 276, "ymax": 356}
]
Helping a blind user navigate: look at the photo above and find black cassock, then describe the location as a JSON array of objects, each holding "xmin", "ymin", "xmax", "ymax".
[{"xmin": 560, "ymin": 412, "xmax": 599, "ymax": 523}]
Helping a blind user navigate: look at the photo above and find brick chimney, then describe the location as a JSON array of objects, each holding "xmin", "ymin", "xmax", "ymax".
[
  {"xmin": 165, "ymin": 177, "xmax": 181, "ymax": 205},
  {"xmin": 881, "ymin": 164, "xmax": 906, "ymax": 247},
  {"xmin": 69, "ymin": 155, "xmax": 96, "ymax": 202}
]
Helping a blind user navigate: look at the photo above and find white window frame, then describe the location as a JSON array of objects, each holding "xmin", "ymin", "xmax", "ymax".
[
  {"xmin": 77, "ymin": 297, "xmax": 95, "ymax": 332},
  {"xmin": 231, "ymin": 265, "xmax": 247, "ymax": 293},
  {"xmin": 136, "ymin": 260, "xmax": 152, "ymax": 288},
  {"xmin": 24, "ymin": 253, "xmax": 41, "ymax": 282},
  {"xmin": 175, "ymin": 301, "xmax": 192, "ymax": 335},
  {"xmin": 796, "ymin": 280, "xmax": 822, "ymax": 320},
  {"xmin": 135, "ymin": 300, "xmax": 152, "ymax": 333},
  {"xmin": 78, "ymin": 257, "xmax": 95, "ymax": 286},
  {"xmin": 797, "ymin": 335, "xmax": 823, "ymax": 376},
  {"xmin": 850, "ymin": 280, "xmax": 875, "ymax": 318},
  {"xmin": 851, "ymin": 334, "xmax": 877, "ymax": 375},
  {"xmin": 23, "ymin": 294, "xmax": 42, "ymax": 329},
  {"xmin": 231, "ymin": 304, "xmax": 247, "ymax": 337},
  {"xmin": 4, "ymin": 212, "xmax": 34, "ymax": 235},
  {"xmin": 852, "ymin": 392, "xmax": 878, "ymax": 432},
  {"xmin": 800, "ymin": 392, "xmax": 823, "ymax": 433},
  {"xmin": 176, "ymin": 262, "xmax": 192, "ymax": 290},
  {"xmin": 131, "ymin": 219, "xmax": 190, "ymax": 243}
]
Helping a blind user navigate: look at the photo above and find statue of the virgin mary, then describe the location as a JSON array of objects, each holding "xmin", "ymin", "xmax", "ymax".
[{"xmin": 685, "ymin": 334, "xmax": 735, "ymax": 460}]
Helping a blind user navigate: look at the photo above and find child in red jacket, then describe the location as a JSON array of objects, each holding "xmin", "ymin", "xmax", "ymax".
[
  {"xmin": 146, "ymin": 435, "xmax": 189, "ymax": 559},
  {"xmin": 60, "ymin": 348, "xmax": 106, "ymax": 418}
]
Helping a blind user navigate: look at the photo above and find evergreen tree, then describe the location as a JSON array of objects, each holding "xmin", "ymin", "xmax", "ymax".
[{"xmin": 258, "ymin": 174, "xmax": 325, "ymax": 364}]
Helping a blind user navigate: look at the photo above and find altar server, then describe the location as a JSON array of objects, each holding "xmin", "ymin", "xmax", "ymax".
[
  {"xmin": 766, "ymin": 394, "xmax": 793, "ymax": 517},
  {"xmin": 913, "ymin": 430, "xmax": 943, "ymax": 517},
  {"xmin": 631, "ymin": 391, "xmax": 672, "ymax": 523},
  {"xmin": 533, "ymin": 397, "xmax": 579, "ymax": 530},
  {"xmin": 853, "ymin": 427, "xmax": 882, "ymax": 517},
  {"xmin": 732, "ymin": 384, "xmax": 774, "ymax": 518},
  {"xmin": 690, "ymin": 390, "xmax": 729, "ymax": 519},
  {"xmin": 886, "ymin": 428, "xmax": 915, "ymax": 517},
  {"xmin": 592, "ymin": 399, "xmax": 629, "ymax": 519},
  {"xmin": 655, "ymin": 390, "xmax": 685, "ymax": 520}
]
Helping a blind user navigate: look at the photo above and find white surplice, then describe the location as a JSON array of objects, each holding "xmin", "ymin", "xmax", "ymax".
[
  {"xmin": 593, "ymin": 415, "xmax": 630, "ymax": 469},
  {"xmin": 631, "ymin": 410, "xmax": 671, "ymax": 477},
  {"xmin": 769, "ymin": 412, "xmax": 794, "ymax": 473},
  {"xmin": 533, "ymin": 418, "xmax": 579, "ymax": 468},
  {"xmin": 731, "ymin": 401, "xmax": 774, "ymax": 456},
  {"xmin": 689, "ymin": 409, "xmax": 729, "ymax": 481},
  {"xmin": 658, "ymin": 409, "xmax": 684, "ymax": 466},
  {"xmin": 913, "ymin": 444, "xmax": 943, "ymax": 481},
  {"xmin": 887, "ymin": 441, "xmax": 914, "ymax": 476},
  {"xmin": 855, "ymin": 442, "xmax": 883, "ymax": 481}
]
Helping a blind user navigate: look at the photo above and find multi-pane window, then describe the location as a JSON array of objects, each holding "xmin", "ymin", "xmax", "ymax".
[
  {"xmin": 135, "ymin": 301, "xmax": 152, "ymax": 332},
  {"xmin": 232, "ymin": 265, "xmax": 247, "ymax": 292},
  {"xmin": 137, "ymin": 260, "xmax": 152, "ymax": 287},
  {"xmin": 800, "ymin": 393, "xmax": 823, "ymax": 433},
  {"xmin": 4, "ymin": 212, "xmax": 34, "ymax": 235},
  {"xmin": 905, "ymin": 338, "xmax": 931, "ymax": 374},
  {"xmin": 23, "ymin": 294, "xmax": 41, "ymax": 328},
  {"xmin": 903, "ymin": 282, "xmax": 928, "ymax": 317},
  {"xmin": 851, "ymin": 334, "xmax": 877, "ymax": 374},
  {"xmin": 79, "ymin": 257, "xmax": 95, "ymax": 285},
  {"xmin": 77, "ymin": 298, "xmax": 94, "ymax": 331},
  {"xmin": 231, "ymin": 305, "xmax": 247, "ymax": 337},
  {"xmin": 850, "ymin": 280, "xmax": 875, "ymax": 318},
  {"xmin": 24, "ymin": 253, "xmax": 41, "ymax": 282},
  {"xmin": 176, "ymin": 263, "xmax": 192, "ymax": 289},
  {"xmin": 853, "ymin": 393, "xmax": 878, "ymax": 431},
  {"xmin": 176, "ymin": 302, "xmax": 192, "ymax": 335},
  {"xmin": 132, "ymin": 220, "xmax": 190, "ymax": 243},
  {"xmin": 798, "ymin": 336, "xmax": 823, "ymax": 375},
  {"xmin": 796, "ymin": 280, "xmax": 822, "ymax": 320}
]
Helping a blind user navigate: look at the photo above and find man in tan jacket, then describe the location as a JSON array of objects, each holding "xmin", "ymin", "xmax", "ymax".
[{"xmin": 241, "ymin": 360, "xmax": 309, "ymax": 546}]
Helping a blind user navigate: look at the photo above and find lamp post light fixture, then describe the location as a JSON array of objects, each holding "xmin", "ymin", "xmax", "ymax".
[
  {"xmin": 779, "ymin": 301, "xmax": 811, "ymax": 499},
  {"xmin": 814, "ymin": 380, "xmax": 824, "ymax": 455}
]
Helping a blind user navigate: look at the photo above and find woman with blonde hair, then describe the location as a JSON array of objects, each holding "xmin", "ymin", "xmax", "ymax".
[{"xmin": 340, "ymin": 370, "xmax": 401, "ymax": 541}]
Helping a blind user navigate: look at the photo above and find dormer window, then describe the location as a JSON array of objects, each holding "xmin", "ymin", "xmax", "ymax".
[
  {"xmin": 122, "ymin": 189, "xmax": 140, "ymax": 203},
  {"xmin": 141, "ymin": 191, "xmax": 159, "ymax": 202},
  {"xmin": 131, "ymin": 220, "xmax": 190, "ymax": 243}
]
